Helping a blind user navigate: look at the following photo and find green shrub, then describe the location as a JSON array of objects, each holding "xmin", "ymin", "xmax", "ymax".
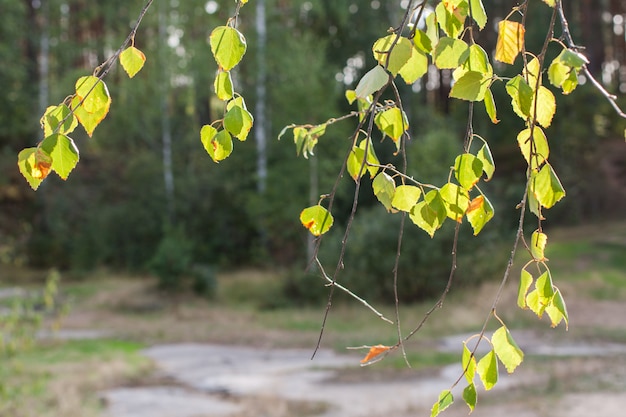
[{"xmin": 147, "ymin": 231, "xmax": 193, "ymax": 291}]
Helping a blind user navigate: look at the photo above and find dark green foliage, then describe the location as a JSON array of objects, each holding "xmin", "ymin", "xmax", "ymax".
[
  {"xmin": 190, "ymin": 264, "xmax": 217, "ymax": 299},
  {"xmin": 148, "ymin": 230, "xmax": 193, "ymax": 291},
  {"xmin": 318, "ymin": 205, "xmax": 508, "ymax": 302}
]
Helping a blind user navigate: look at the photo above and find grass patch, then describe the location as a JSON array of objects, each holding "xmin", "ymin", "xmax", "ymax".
[{"xmin": 0, "ymin": 338, "xmax": 151, "ymax": 417}]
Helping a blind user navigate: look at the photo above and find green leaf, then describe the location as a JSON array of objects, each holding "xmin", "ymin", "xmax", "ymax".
[
  {"xmin": 375, "ymin": 107, "xmax": 408, "ymax": 146},
  {"xmin": 355, "ymin": 65, "xmax": 389, "ymax": 99},
  {"xmin": 483, "ymin": 88, "xmax": 499, "ymax": 124},
  {"xmin": 214, "ymin": 70, "xmax": 234, "ymax": 100},
  {"xmin": 398, "ymin": 47, "xmax": 428, "ymax": 84},
  {"xmin": 463, "ymin": 383, "xmax": 477, "ymax": 412},
  {"xmin": 70, "ymin": 95, "xmax": 108, "ymax": 137},
  {"xmin": 534, "ymin": 86, "xmax": 556, "ymax": 128},
  {"xmin": 466, "ymin": 195, "xmax": 494, "ymax": 235},
  {"xmin": 372, "ymin": 35, "xmax": 414, "ymax": 76},
  {"xmin": 536, "ymin": 270, "xmax": 555, "ymax": 302},
  {"xmin": 524, "ymin": 57, "xmax": 542, "ymax": 90},
  {"xmin": 300, "ymin": 205, "xmax": 334, "ymax": 236},
  {"xmin": 454, "ymin": 153, "xmax": 483, "ymax": 190},
  {"xmin": 545, "ymin": 288, "xmax": 569, "ymax": 329},
  {"xmin": 477, "ymin": 144, "xmax": 495, "ymax": 180},
  {"xmin": 430, "ymin": 390, "xmax": 454, "ymax": 417},
  {"xmin": 559, "ymin": 49, "xmax": 588, "ymax": 69},
  {"xmin": 518, "ymin": 269, "xmax": 533, "ymax": 309},
  {"xmin": 506, "ymin": 75, "xmax": 533, "ymax": 119},
  {"xmin": 561, "ymin": 69, "xmax": 579, "ymax": 94},
  {"xmin": 17, "ymin": 147, "xmax": 51, "ymax": 190},
  {"xmin": 347, "ymin": 139, "xmax": 380, "ymax": 181},
  {"xmin": 530, "ymin": 164, "xmax": 566, "ymax": 209},
  {"xmin": 40, "ymin": 134, "xmax": 79, "ymax": 180},
  {"xmin": 434, "ymin": 37, "xmax": 469, "ymax": 69},
  {"xmin": 548, "ymin": 58, "xmax": 571, "ymax": 89},
  {"xmin": 527, "ymin": 184, "xmax": 545, "ymax": 220},
  {"xmin": 476, "ymin": 349, "xmax": 498, "ymax": 390},
  {"xmin": 440, "ymin": 182, "xmax": 470, "ymax": 221},
  {"xmin": 391, "ymin": 185, "xmax": 422, "ymax": 212},
  {"xmin": 462, "ymin": 342, "xmax": 477, "ymax": 383},
  {"xmin": 469, "ymin": 0, "xmax": 487, "ymax": 29},
  {"xmin": 202, "ymin": 128, "xmax": 233, "ymax": 162},
  {"xmin": 516, "ymin": 126, "xmax": 549, "ymax": 169},
  {"xmin": 526, "ymin": 288, "xmax": 546, "ymax": 317},
  {"xmin": 74, "ymin": 76, "xmax": 111, "ymax": 114},
  {"xmin": 372, "ymin": 172, "xmax": 396, "ymax": 212},
  {"xmin": 224, "ymin": 97, "xmax": 254, "ymax": 141},
  {"xmin": 492, "ymin": 326, "xmax": 524, "ymax": 373},
  {"xmin": 450, "ymin": 71, "xmax": 490, "ymax": 101},
  {"xmin": 425, "ymin": 12, "xmax": 439, "ymax": 48},
  {"xmin": 41, "ymin": 104, "xmax": 78, "ymax": 137},
  {"xmin": 119, "ymin": 46, "xmax": 146, "ymax": 78},
  {"xmin": 495, "ymin": 20, "xmax": 525, "ymax": 64},
  {"xmin": 413, "ymin": 29, "xmax": 432, "ymax": 54},
  {"xmin": 462, "ymin": 44, "xmax": 492, "ymax": 74},
  {"xmin": 435, "ymin": 1, "xmax": 467, "ymax": 38},
  {"xmin": 530, "ymin": 230, "xmax": 548, "ymax": 261},
  {"xmin": 293, "ymin": 124, "xmax": 326, "ymax": 159},
  {"xmin": 409, "ymin": 190, "xmax": 447, "ymax": 237},
  {"xmin": 209, "ymin": 26, "xmax": 247, "ymax": 71}
]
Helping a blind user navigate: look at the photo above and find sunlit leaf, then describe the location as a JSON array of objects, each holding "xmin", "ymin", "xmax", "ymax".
[
  {"xmin": 526, "ymin": 288, "xmax": 546, "ymax": 317},
  {"xmin": 41, "ymin": 104, "xmax": 78, "ymax": 137},
  {"xmin": 536, "ymin": 270, "xmax": 555, "ymax": 302},
  {"xmin": 466, "ymin": 194, "xmax": 494, "ymax": 235},
  {"xmin": 461, "ymin": 44, "xmax": 492, "ymax": 75},
  {"xmin": 355, "ymin": 65, "xmax": 389, "ymax": 99},
  {"xmin": 74, "ymin": 76, "xmax": 111, "ymax": 114},
  {"xmin": 440, "ymin": 182, "xmax": 470, "ymax": 222},
  {"xmin": 548, "ymin": 58, "xmax": 571, "ymax": 89},
  {"xmin": 435, "ymin": 1, "xmax": 467, "ymax": 38},
  {"xmin": 202, "ymin": 128, "xmax": 233, "ymax": 162},
  {"xmin": 524, "ymin": 57, "xmax": 542, "ymax": 90},
  {"xmin": 561, "ymin": 69, "xmax": 579, "ymax": 94},
  {"xmin": 409, "ymin": 189, "xmax": 447, "ymax": 237},
  {"xmin": 483, "ymin": 88, "xmax": 499, "ymax": 124},
  {"xmin": 214, "ymin": 70, "xmax": 234, "ymax": 100},
  {"xmin": 559, "ymin": 49, "xmax": 588, "ymax": 69},
  {"xmin": 450, "ymin": 71, "xmax": 491, "ymax": 102},
  {"xmin": 119, "ymin": 46, "xmax": 146, "ymax": 78},
  {"xmin": 530, "ymin": 230, "xmax": 548, "ymax": 261},
  {"xmin": 347, "ymin": 139, "xmax": 379, "ymax": 181},
  {"xmin": 518, "ymin": 269, "xmax": 533, "ymax": 309},
  {"xmin": 463, "ymin": 383, "xmax": 477, "ymax": 412},
  {"xmin": 430, "ymin": 390, "xmax": 454, "ymax": 417},
  {"xmin": 534, "ymin": 86, "xmax": 556, "ymax": 128},
  {"xmin": 545, "ymin": 288, "xmax": 569, "ymax": 329},
  {"xmin": 476, "ymin": 349, "xmax": 498, "ymax": 390},
  {"xmin": 530, "ymin": 164, "xmax": 566, "ymax": 208},
  {"xmin": 434, "ymin": 37, "xmax": 469, "ymax": 69},
  {"xmin": 413, "ymin": 29, "xmax": 432, "ymax": 53},
  {"xmin": 506, "ymin": 75, "xmax": 533, "ymax": 119},
  {"xmin": 299, "ymin": 205, "xmax": 334, "ymax": 236},
  {"xmin": 224, "ymin": 99, "xmax": 254, "ymax": 141},
  {"xmin": 469, "ymin": 0, "xmax": 487, "ymax": 30},
  {"xmin": 527, "ymin": 186, "xmax": 545, "ymax": 220},
  {"xmin": 17, "ymin": 147, "xmax": 51, "ymax": 190},
  {"xmin": 360, "ymin": 345, "xmax": 390, "ymax": 364},
  {"xmin": 495, "ymin": 20, "xmax": 525, "ymax": 64},
  {"xmin": 542, "ymin": 0, "xmax": 556, "ymax": 7},
  {"xmin": 516, "ymin": 126, "xmax": 549, "ymax": 169},
  {"xmin": 454, "ymin": 153, "xmax": 483, "ymax": 190},
  {"xmin": 398, "ymin": 47, "xmax": 428, "ymax": 84},
  {"xmin": 375, "ymin": 107, "xmax": 408, "ymax": 147},
  {"xmin": 40, "ymin": 134, "xmax": 79, "ymax": 180},
  {"xmin": 70, "ymin": 95, "xmax": 109, "ymax": 137},
  {"xmin": 492, "ymin": 326, "xmax": 524, "ymax": 373},
  {"xmin": 462, "ymin": 342, "xmax": 477, "ymax": 383},
  {"xmin": 372, "ymin": 172, "xmax": 396, "ymax": 212},
  {"xmin": 372, "ymin": 35, "xmax": 413, "ymax": 76},
  {"xmin": 477, "ymin": 144, "xmax": 495, "ymax": 180},
  {"xmin": 210, "ymin": 26, "xmax": 247, "ymax": 71},
  {"xmin": 425, "ymin": 12, "xmax": 439, "ymax": 48},
  {"xmin": 391, "ymin": 185, "xmax": 422, "ymax": 212}
]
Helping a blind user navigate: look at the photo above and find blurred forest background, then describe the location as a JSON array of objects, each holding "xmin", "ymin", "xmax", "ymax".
[{"xmin": 1, "ymin": 0, "xmax": 625, "ymax": 302}]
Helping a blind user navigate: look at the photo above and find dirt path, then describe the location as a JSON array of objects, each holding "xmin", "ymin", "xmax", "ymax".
[{"xmin": 102, "ymin": 335, "xmax": 626, "ymax": 417}]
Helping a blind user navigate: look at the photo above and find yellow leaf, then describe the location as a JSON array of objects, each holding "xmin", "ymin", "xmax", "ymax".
[{"xmin": 495, "ymin": 20, "xmax": 525, "ymax": 65}]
